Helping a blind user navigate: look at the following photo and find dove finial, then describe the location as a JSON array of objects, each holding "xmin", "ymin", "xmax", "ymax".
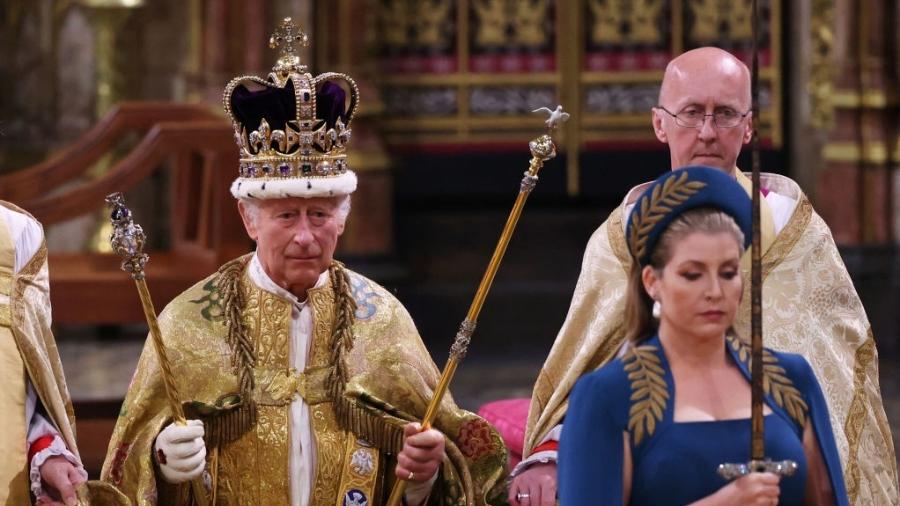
[{"xmin": 532, "ymin": 105, "xmax": 570, "ymax": 130}]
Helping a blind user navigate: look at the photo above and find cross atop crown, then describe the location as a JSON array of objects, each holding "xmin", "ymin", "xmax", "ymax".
[{"xmin": 269, "ymin": 17, "xmax": 310, "ymax": 76}]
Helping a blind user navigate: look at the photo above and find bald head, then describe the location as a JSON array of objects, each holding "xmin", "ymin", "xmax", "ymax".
[
  {"xmin": 659, "ymin": 47, "xmax": 751, "ymax": 110},
  {"xmin": 651, "ymin": 47, "xmax": 754, "ymax": 173}
]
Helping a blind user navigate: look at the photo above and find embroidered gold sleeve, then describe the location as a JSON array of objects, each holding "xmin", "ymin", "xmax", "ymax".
[
  {"xmin": 624, "ymin": 345, "xmax": 669, "ymax": 444},
  {"xmin": 726, "ymin": 335, "xmax": 809, "ymax": 426}
]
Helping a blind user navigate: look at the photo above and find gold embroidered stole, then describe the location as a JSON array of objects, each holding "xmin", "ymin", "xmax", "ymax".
[
  {"xmin": 213, "ymin": 272, "xmax": 379, "ymax": 505},
  {"xmin": 0, "ymin": 212, "xmax": 31, "ymax": 504},
  {"xmin": 306, "ymin": 281, "xmax": 380, "ymax": 506},
  {"xmin": 213, "ymin": 276, "xmax": 293, "ymax": 504}
]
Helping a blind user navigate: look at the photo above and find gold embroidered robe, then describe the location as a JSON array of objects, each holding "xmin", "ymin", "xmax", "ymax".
[
  {"xmin": 524, "ymin": 174, "xmax": 898, "ymax": 505},
  {"xmin": 101, "ymin": 257, "xmax": 507, "ymax": 505},
  {"xmin": 0, "ymin": 201, "xmax": 82, "ymax": 503}
]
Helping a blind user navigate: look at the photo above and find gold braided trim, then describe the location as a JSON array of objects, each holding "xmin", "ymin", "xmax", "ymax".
[
  {"xmin": 726, "ymin": 335, "xmax": 809, "ymax": 427},
  {"xmin": 607, "ymin": 207, "xmax": 633, "ymax": 275},
  {"xmin": 208, "ymin": 256, "xmax": 258, "ymax": 445},
  {"xmin": 16, "ymin": 241, "xmax": 47, "ymax": 281},
  {"xmin": 0, "ymin": 202, "xmax": 47, "ymax": 281},
  {"xmin": 624, "ymin": 345, "xmax": 669, "ymax": 445},
  {"xmin": 326, "ymin": 262, "xmax": 356, "ymax": 418},
  {"xmin": 843, "ymin": 333, "xmax": 876, "ymax": 504},
  {"xmin": 628, "ymin": 171, "xmax": 707, "ymax": 261},
  {"xmin": 761, "ymin": 196, "xmax": 813, "ymax": 281},
  {"xmin": 217, "ymin": 256, "xmax": 256, "ymax": 395}
]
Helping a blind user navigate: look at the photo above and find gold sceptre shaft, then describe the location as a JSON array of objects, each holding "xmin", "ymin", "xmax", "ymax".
[
  {"xmin": 105, "ymin": 193, "xmax": 210, "ymax": 506},
  {"xmin": 387, "ymin": 106, "xmax": 569, "ymax": 506}
]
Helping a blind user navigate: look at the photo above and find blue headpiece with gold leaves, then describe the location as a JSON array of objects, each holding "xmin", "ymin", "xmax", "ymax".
[{"xmin": 626, "ymin": 166, "xmax": 752, "ymax": 267}]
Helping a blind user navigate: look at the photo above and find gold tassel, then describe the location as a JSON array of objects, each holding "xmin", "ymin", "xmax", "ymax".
[
  {"xmin": 184, "ymin": 396, "xmax": 258, "ymax": 448},
  {"xmin": 337, "ymin": 397, "xmax": 406, "ymax": 454}
]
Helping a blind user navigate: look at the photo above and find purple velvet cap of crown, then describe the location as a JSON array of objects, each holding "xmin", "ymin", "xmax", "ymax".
[
  {"xmin": 316, "ymin": 81, "xmax": 347, "ymax": 129},
  {"xmin": 230, "ymin": 78, "xmax": 347, "ymax": 136},
  {"xmin": 231, "ymin": 79, "xmax": 297, "ymax": 133}
]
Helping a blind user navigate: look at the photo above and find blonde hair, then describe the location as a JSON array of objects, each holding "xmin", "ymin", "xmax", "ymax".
[{"xmin": 623, "ymin": 207, "xmax": 746, "ymax": 343}]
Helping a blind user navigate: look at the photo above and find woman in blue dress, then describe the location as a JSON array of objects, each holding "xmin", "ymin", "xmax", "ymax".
[{"xmin": 558, "ymin": 166, "xmax": 847, "ymax": 505}]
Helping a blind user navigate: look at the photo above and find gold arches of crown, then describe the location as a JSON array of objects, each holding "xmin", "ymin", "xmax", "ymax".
[{"xmin": 221, "ymin": 17, "xmax": 360, "ymax": 180}]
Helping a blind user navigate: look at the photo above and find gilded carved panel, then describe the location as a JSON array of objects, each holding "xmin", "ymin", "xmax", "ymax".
[{"xmin": 373, "ymin": 0, "xmax": 782, "ymax": 190}]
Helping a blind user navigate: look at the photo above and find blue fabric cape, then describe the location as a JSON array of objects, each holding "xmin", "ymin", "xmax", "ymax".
[{"xmin": 558, "ymin": 334, "xmax": 848, "ymax": 505}]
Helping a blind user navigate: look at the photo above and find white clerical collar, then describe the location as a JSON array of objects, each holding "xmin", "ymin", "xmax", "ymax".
[{"xmin": 247, "ymin": 253, "xmax": 329, "ymax": 308}]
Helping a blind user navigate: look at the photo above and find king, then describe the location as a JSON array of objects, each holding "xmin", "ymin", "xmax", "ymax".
[{"xmin": 101, "ymin": 18, "xmax": 507, "ymax": 505}]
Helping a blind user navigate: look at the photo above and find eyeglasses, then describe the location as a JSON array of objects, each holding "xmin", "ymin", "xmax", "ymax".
[{"xmin": 656, "ymin": 106, "xmax": 751, "ymax": 129}]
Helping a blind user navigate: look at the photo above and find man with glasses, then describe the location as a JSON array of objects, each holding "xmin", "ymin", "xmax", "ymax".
[{"xmin": 507, "ymin": 47, "xmax": 897, "ymax": 505}]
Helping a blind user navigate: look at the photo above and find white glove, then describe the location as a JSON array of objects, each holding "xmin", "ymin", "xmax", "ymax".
[{"xmin": 154, "ymin": 419, "xmax": 206, "ymax": 484}]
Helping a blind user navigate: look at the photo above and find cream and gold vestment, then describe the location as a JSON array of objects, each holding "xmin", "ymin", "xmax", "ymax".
[
  {"xmin": 101, "ymin": 255, "xmax": 507, "ymax": 505},
  {"xmin": 0, "ymin": 201, "xmax": 82, "ymax": 504},
  {"xmin": 524, "ymin": 173, "xmax": 898, "ymax": 505}
]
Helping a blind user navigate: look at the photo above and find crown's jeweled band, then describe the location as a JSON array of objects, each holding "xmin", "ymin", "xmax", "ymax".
[{"xmin": 238, "ymin": 159, "xmax": 349, "ymax": 179}]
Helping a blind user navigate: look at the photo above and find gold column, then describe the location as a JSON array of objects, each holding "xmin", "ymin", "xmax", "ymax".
[
  {"xmin": 78, "ymin": 0, "xmax": 145, "ymax": 117},
  {"xmin": 560, "ymin": 0, "xmax": 582, "ymax": 196},
  {"xmin": 184, "ymin": 0, "xmax": 202, "ymax": 101},
  {"xmin": 809, "ymin": 0, "xmax": 835, "ymax": 129}
]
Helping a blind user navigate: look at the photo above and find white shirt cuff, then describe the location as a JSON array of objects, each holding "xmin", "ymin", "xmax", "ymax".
[
  {"xmin": 510, "ymin": 424, "xmax": 562, "ymax": 477},
  {"xmin": 29, "ymin": 435, "xmax": 88, "ymax": 499},
  {"xmin": 510, "ymin": 449, "xmax": 558, "ymax": 477}
]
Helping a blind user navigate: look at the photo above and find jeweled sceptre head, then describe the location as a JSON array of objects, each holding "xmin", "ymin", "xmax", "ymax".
[{"xmin": 106, "ymin": 192, "xmax": 149, "ymax": 280}]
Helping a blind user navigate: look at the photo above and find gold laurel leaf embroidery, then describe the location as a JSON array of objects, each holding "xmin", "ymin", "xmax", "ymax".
[
  {"xmin": 625, "ymin": 345, "xmax": 670, "ymax": 445},
  {"xmin": 726, "ymin": 336, "xmax": 809, "ymax": 427},
  {"xmin": 628, "ymin": 171, "xmax": 708, "ymax": 260}
]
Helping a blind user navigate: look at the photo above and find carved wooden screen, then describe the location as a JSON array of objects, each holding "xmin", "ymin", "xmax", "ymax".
[{"xmin": 375, "ymin": 0, "xmax": 781, "ymax": 193}]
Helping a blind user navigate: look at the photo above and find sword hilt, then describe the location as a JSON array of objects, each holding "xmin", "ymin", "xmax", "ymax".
[{"xmin": 717, "ymin": 459, "xmax": 798, "ymax": 481}]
